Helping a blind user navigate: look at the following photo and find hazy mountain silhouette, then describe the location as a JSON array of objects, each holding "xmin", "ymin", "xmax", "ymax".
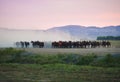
[
  {"xmin": 0, "ymin": 25, "xmax": 120, "ymax": 42},
  {"xmin": 47, "ymin": 25, "xmax": 120, "ymax": 40}
]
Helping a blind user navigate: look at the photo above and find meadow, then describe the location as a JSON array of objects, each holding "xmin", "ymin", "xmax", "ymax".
[
  {"xmin": 110, "ymin": 40, "xmax": 120, "ymax": 48},
  {"xmin": 22, "ymin": 40, "xmax": 120, "ymax": 55},
  {"xmin": 0, "ymin": 48, "xmax": 120, "ymax": 82}
]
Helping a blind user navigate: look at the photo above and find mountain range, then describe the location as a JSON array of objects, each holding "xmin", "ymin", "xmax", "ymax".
[
  {"xmin": 0, "ymin": 25, "xmax": 120, "ymax": 47},
  {"xmin": 46, "ymin": 25, "xmax": 120, "ymax": 40}
]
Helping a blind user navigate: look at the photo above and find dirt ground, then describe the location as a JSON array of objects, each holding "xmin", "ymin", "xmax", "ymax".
[{"xmin": 20, "ymin": 47, "xmax": 120, "ymax": 55}]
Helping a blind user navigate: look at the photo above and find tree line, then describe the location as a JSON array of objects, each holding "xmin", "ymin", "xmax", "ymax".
[{"xmin": 97, "ymin": 36, "xmax": 120, "ymax": 40}]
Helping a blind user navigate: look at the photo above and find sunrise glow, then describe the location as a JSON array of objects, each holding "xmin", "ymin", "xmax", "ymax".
[{"xmin": 0, "ymin": 0, "xmax": 120, "ymax": 30}]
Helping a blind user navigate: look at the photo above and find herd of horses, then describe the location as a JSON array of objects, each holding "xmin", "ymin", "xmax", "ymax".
[
  {"xmin": 15, "ymin": 41, "xmax": 44, "ymax": 48},
  {"xmin": 15, "ymin": 40, "xmax": 111, "ymax": 48},
  {"xmin": 52, "ymin": 41, "xmax": 111, "ymax": 48}
]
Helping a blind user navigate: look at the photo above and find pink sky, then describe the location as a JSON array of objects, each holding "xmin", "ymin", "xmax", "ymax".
[{"xmin": 0, "ymin": 0, "xmax": 120, "ymax": 30}]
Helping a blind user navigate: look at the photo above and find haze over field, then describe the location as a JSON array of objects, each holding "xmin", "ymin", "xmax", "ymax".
[
  {"xmin": 0, "ymin": 25, "xmax": 120, "ymax": 47},
  {"xmin": 0, "ymin": 0, "xmax": 120, "ymax": 47}
]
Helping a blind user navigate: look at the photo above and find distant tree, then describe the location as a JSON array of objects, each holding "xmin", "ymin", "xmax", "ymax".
[{"xmin": 97, "ymin": 36, "xmax": 120, "ymax": 40}]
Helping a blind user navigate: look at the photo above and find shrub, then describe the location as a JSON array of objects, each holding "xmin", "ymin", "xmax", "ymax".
[
  {"xmin": 0, "ymin": 48, "xmax": 25, "ymax": 63},
  {"xmin": 91, "ymin": 54, "xmax": 120, "ymax": 67},
  {"xmin": 0, "ymin": 48, "xmax": 120, "ymax": 67},
  {"xmin": 76, "ymin": 54, "xmax": 97, "ymax": 65}
]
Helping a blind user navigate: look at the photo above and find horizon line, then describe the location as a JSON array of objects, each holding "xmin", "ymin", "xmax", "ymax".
[{"xmin": 0, "ymin": 24, "xmax": 120, "ymax": 30}]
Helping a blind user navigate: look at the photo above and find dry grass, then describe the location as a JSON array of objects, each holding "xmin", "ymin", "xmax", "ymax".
[
  {"xmin": 20, "ymin": 48, "xmax": 120, "ymax": 55},
  {"xmin": 15, "ymin": 40, "xmax": 120, "ymax": 55}
]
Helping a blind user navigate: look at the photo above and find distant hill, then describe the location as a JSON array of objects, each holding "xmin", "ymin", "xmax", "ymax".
[
  {"xmin": 47, "ymin": 25, "xmax": 120, "ymax": 40},
  {"xmin": 0, "ymin": 25, "xmax": 120, "ymax": 47}
]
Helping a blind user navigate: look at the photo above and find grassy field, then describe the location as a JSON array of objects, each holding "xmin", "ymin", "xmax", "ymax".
[
  {"xmin": 0, "ymin": 63, "xmax": 120, "ymax": 82},
  {"xmin": 23, "ymin": 47, "xmax": 120, "ymax": 55},
  {"xmin": 19, "ymin": 40, "xmax": 120, "ymax": 55},
  {"xmin": 0, "ymin": 48, "xmax": 120, "ymax": 82},
  {"xmin": 110, "ymin": 40, "xmax": 120, "ymax": 48}
]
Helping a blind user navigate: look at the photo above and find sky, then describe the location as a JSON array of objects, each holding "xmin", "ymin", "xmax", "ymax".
[{"xmin": 0, "ymin": 0, "xmax": 120, "ymax": 30}]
